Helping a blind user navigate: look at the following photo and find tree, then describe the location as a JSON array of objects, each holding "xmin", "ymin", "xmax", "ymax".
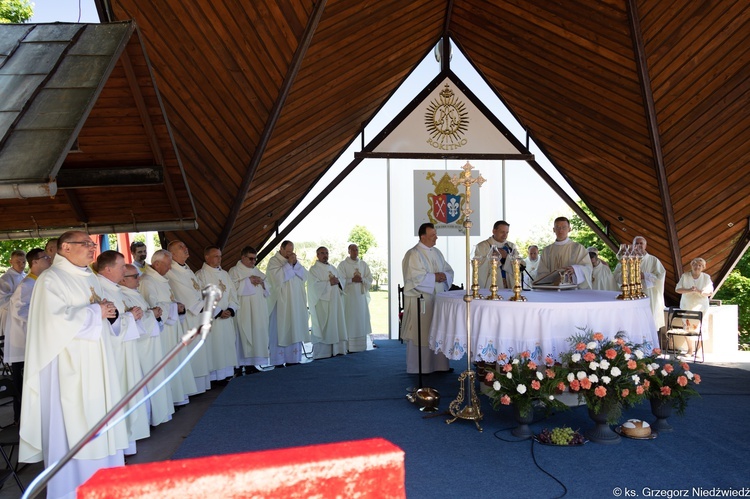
[
  {"xmin": 348, "ymin": 225, "xmax": 377, "ymax": 256},
  {"xmin": 0, "ymin": 0, "xmax": 34, "ymax": 23},
  {"xmin": 568, "ymin": 202, "xmax": 618, "ymax": 269},
  {"xmin": 0, "ymin": 238, "xmax": 49, "ymax": 270}
]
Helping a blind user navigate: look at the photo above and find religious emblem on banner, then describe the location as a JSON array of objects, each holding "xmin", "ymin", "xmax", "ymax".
[
  {"xmin": 424, "ymin": 84, "xmax": 469, "ymax": 151},
  {"xmin": 426, "ymin": 172, "xmax": 463, "ymax": 225}
]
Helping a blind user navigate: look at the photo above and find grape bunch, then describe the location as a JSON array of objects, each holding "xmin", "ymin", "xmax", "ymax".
[{"xmin": 536, "ymin": 427, "xmax": 585, "ymax": 445}]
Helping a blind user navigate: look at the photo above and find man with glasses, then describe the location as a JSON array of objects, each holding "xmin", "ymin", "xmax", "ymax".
[
  {"xmin": 19, "ymin": 231, "xmax": 128, "ymax": 498},
  {"xmin": 535, "ymin": 216, "xmax": 592, "ymax": 289},
  {"xmin": 119, "ymin": 263, "xmax": 175, "ymax": 426},
  {"xmin": 229, "ymin": 246, "xmax": 270, "ymax": 373},
  {"xmin": 5, "ymin": 248, "xmax": 51, "ymax": 424}
]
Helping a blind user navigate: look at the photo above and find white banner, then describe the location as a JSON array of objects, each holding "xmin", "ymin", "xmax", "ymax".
[{"xmin": 413, "ymin": 170, "xmax": 481, "ymax": 236}]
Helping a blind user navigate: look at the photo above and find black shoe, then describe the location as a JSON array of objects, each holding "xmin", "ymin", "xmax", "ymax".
[
  {"xmin": 245, "ymin": 366, "xmax": 261, "ymax": 374},
  {"xmin": 274, "ymin": 364, "xmax": 285, "ymax": 369},
  {"xmin": 286, "ymin": 362, "xmax": 300, "ymax": 366}
]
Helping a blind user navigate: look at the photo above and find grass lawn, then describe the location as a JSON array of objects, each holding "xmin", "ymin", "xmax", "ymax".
[{"xmin": 369, "ymin": 290, "xmax": 390, "ymax": 336}]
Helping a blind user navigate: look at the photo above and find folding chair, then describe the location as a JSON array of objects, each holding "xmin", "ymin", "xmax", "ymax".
[
  {"xmin": 0, "ymin": 425, "xmax": 24, "ymax": 492},
  {"xmin": 665, "ymin": 307, "xmax": 704, "ymax": 363},
  {"xmin": 397, "ymin": 285, "xmax": 404, "ymax": 343}
]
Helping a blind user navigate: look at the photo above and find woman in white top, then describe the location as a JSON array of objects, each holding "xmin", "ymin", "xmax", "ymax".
[{"xmin": 675, "ymin": 257, "xmax": 713, "ymax": 355}]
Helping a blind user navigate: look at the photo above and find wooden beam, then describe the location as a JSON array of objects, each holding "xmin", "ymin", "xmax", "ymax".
[
  {"xmin": 627, "ymin": 0, "xmax": 681, "ymax": 277},
  {"xmin": 216, "ymin": 0, "xmax": 328, "ymax": 250},
  {"xmin": 56, "ymin": 166, "xmax": 163, "ymax": 188},
  {"xmin": 63, "ymin": 190, "xmax": 89, "ymax": 224}
]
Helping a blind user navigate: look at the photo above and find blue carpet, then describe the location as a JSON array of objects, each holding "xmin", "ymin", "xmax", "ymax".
[{"xmin": 175, "ymin": 341, "xmax": 750, "ymax": 498}]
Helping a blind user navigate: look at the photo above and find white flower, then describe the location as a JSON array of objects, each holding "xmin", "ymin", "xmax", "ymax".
[
  {"xmin": 634, "ymin": 349, "xmax": 644, "ymax": 359},
  {"xmin": 661, "ymin": 369, "xmax": 668, "ymax": 377},
  {"xmin": 571, "ymin": 353, "xmax": 581, "ymax": 362},
  {"xmin": 517, "ymin": 384, "xmax": 527, "ymax": 394},
  {"xmin": 624, "ymin": 353, "xmax": 632, "ymax": 360},
  {"xmin": 686, "ymin": 371, "xmax": 694, "ymax": 380},
  {"xmin": 576, "ymin": 371, "xmax": 587, "ymax": 380},
  {"xmin": 601, "ymin": 376, "xmax": 611, "ymax": 385},
  {"xmin": 548, "ymin": 395, "xmax": 555, "ymax": 400},
  {"xmin": 611, "ymin": 367, "xmax": 622, "ymax": 377},
  {"xmin": 589, "ymin": 374, "xmax": 599, "ymax": 383},
  {"xmin": 589, "ymin": 361, "xmax": 599, "ymax": 370},
  {"xmin": 512, "ymin": 359, "xmax": 520, "ymax": 365},
  {"xmin": 587, "ymin": 341, "xmax": 598, "ymax": 350},
  {"xmin": 631, "ymin": 374, "xmax": 640, "ymax": 385},
  {"xmin": 493, "ymin": 380, "xmax": 501, "ymax": 391},
  {"xmin": 536, "ymin": 371, "xmax": 544, "ymax": 380},
  {"xmin": 506, "ymin": 372, "xmax": 513, "ymax": 379},
  {"xmin": 567, "ymin": 373, "xmax": 575, "ymax": 382},
  {"xmin": 599, "ymin": 359, "xmax": 610, "ymax": 370},
  {"xmin": 650, "ymin": 363, "xmax": 660, "ymax": 371}
]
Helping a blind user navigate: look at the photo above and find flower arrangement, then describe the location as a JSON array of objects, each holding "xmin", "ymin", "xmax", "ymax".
[
  {"xmin": 558, "ymin": 330, "xmax": 651, "ymax": 424},
  {"xmin": 644, "ymin": 350, "xmax": 701, "ymax": 415},
  {"xmin": 483, "ymin": 351, "xmax": 567, "ymax": 418}
]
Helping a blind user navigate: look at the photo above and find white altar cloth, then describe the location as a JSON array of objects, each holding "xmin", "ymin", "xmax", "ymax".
[{"xmin": 429, "ymin": 289, "xmax": 658, "ymax": 363}]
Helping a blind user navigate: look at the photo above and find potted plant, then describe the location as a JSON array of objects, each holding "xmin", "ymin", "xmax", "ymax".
[
  {"xmin": 483, "ymin": 351, "xmax": 567, "ymax": 439},
  {"xmin": 558, "ymin": 330, "xmax": 650, "ymax": 444},
  {"xmin": 643, "ymin": 350, "xmax": 701, "ymax": 432}
]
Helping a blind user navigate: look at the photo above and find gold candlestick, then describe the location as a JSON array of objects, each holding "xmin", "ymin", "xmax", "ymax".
[
  {"xmin": 488, "ymin": 257, "xmax": 501, "ymax": 301},
  {"xmin": 471, "ymin": 258, "xmax": 481, "ymax": 299},
  {"xmin": 509, "ymin": 254, "xmax": 527, "ymax": 302},
  {"xmin": 616, "ymin": 244, "xmax": 630, "ymax": 300}
]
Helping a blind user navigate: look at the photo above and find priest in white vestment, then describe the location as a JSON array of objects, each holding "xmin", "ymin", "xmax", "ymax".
[
  {"xmin": 196, "ymin": 246, "xmax": 238, "ymax": 380},
  {"xmin": 6, "ymin": 248, "xmax": 51, "ymax": 424},
  {"xmin": 308, "ymin": 247, "xmax": 348, "ymax": 359},
  {"xmin": 536, "ymin": 217, "xmax": 592, "ymax": 289},
  {"xmin": 402, "ymin": 223, "xmax": 454, "ymax": 374},
  {"xmin": 524, "ymin": 245, "xmax": 540, "ymax": 285},
  {"xmin": 20, "ymin": 231, "xmax": 128, "ymax": 499},
  {"xmin": 228, "ymin": 246, "xmax": 270, "ymax": 369},
  {"xmin": 266, "ymin": 241, "xmax": 309, "ymax": 366},
  {"xmin": 166, "ymin": 241, "xmax": 211, "ymax": 390},
  {"xmin": 95, "ymin": 251, "xmax": 150, "ymax": 455},
  {"xmin": 0, "ymin": 249, "xmax": 27, "ymax": 346},
  {"xmin": 588, "ymin": 247, "xmax": 617, "ymax": 291},
  {"xmin": 473, "ymin": 221, "xmax": 517, "ymax": 289},
  {"xmin": 139, "ymin": 250, "xmax": 197, "ymax": 406},
  {"xmin": 614, "ymin": 236, "xmax": 665, "ymax": 331},
  {"xmin": 120, "ymin": 264, "xmax": 175, "ymax": 426},
  {"xmin": 337, "ymin": 244, "xmax": 373, "ymax": 353}
]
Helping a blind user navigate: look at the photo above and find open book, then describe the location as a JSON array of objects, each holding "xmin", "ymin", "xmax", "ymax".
[{"xmin": 532, "ymin": 270, "xmax": 579, "ymax": 290}]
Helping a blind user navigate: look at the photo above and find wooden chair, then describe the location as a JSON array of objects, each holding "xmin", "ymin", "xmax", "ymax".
[{"xmin": 665, "ymin": 307, "xmax": 704, "ymax": 363}]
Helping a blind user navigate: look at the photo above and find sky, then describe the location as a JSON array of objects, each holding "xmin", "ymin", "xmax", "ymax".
[{"xmin": 28, "ymin": 0, "xmax": 580, "ymax": 252}]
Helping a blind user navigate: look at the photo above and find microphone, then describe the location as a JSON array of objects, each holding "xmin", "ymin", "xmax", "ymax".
[{"xmin": 197, "ymin": 284, "xmax": 222, "ymax": 340}]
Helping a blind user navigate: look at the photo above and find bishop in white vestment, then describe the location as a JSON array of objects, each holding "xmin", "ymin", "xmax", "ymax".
[
  {"xmin": 337, "ymin": 244, "xmax": 373, "ymax": 352},
  {"xmin": 402, "ymin": 223, "xmax": 454, "ymax": 374},
  {"xmin": 20, "ymin": 232, "xmax": 128, "ymax": 499},
  {"xmin": 308, "ymin": 247, "xmax": 348, "ymax": 359},
  {"xmin": 228, "ymin": 247, "xmax": 270, "ymax": 367}
]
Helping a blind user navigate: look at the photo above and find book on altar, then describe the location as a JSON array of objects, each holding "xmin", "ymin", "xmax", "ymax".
[{"xmin": 532, "ymin": 270, "xmax": 579, "ymax": 290}]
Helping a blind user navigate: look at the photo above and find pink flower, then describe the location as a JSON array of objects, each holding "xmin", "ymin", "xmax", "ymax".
[
  {"xmin": 575, "ymin": 342, "xmax": 587, "ymax": 351},
  {"xmin": 557, "ymin": 382, "xmax": 566, "ymax": 392},
  {"xmin": 498, "ymin": 353, "xmax": 508, "ymax": 362},
  {"xmin": 485, "ymin": 372, "xmax": 494, "ymax": 382},
  {"xmin": 527, "ymin": 361, "xmax": 537, "ymax": 370},
  {"xmin": 546, "ymin": 369, "xmax": 555, "ymax": 379},
  {"xmin": 643, "ymin": 380, "xmax": 651, "ymax": 389},
  {"xmin": 520, "ymin": 351, "xmax": 531, "ymax": 359},
  {"xmin": 693, "ymin": 374, "xmax": 702, "ymax": 384},
  {"xmin": 681, "ymin": 362, "xmax": 690, "ymax": 371},
  {"xmin": 569, "ymin": 380, "xmax": 581, "ymax": 391},
  {"xmin": 580, "ymin": 378, "xmax": 592, "ymax": 390},
  {"xmin": 621, "ymin": 389, "xmax": 630, "ymax": 397},
  {"xmin": 664, "ymin": 364, "xmax": 674, "ymax": 373},
  {"xmin": 502, "ymin": 364, "xmax": 513, "ymax": 373},
  {"xmin": 677, "ymin": 375, "xmax": 688, "ymax": 387},
  {"xmin": 623, "ymin": 346, "xmax": 632, "ymax": 354},
  {"xmin": 531, "ymin": 380, "xmax": 541, "ymax": 390},
  {"xmin": 500, "ymin": 394, "xmax": 511, "ymax": 405},
  {"xmin": 545, "ymin": 356, "xmax": 555, "ymax": 366},
  {"xmin": 583, "ymin": 352, "xmax": 596, "ymax": 362},
  {"xmin": 636, "ymin": 385, "xmax": 644, "ymax": 395},
  {"xmin": 593, "ymin": 332, "xmax": 604, "ymax": 341},
  {"xmin": 661, "ymin": 386, "xmax": 672, "ymax": 396},
  {"xmin": 627, "ymin": 359, "xmax": 637, "ymax": 369},
  {"xmin": 605, "ymin": 349, "xmax": 617, "ymax": 360},
  {"xmin": 594, "ymin": 386, "xmax": 607, "ymax": 398}
]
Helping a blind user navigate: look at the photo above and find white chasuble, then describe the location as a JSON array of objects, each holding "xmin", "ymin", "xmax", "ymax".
[
  {"xmin": 614, "ymin": 253, "xmax": 666, "ymax": 329},
  {"xmin": 196, "ymin": 263, "xmax": 239, "ymax": 376},
  {"xmin": 266, "ymin": 251, "xmax": 310, "ymax": 346},
  {"xmin": 228, "ymin": 262, "xmax": 270, "ymax": 362},
  {"xmin": 536, "ymin": 239, "xmax": 593, "ymax": 289},
  {"xmin": 307, "ymin": 262, "xmax": 348, "ymax": 349},
  {"xmin": 337, "ymin": 257, "xmax": 373, "ymax": 352},
  {"xmin": 473, "ymin": 237, "xmax": 517, "ymax": 289}
]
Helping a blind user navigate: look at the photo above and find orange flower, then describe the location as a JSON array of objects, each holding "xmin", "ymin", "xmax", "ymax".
[
  {"xmin": 570, "ymin": 379, "xmax": 581, "ymax": 391},
  {"xmin": 580, "ymin": 378, "xmax": 592, "ymax": 390},
  {"xmin": 680, "ymin": 362, "xmax": 690, "ymax": 371},
  {"xmin": 500, "ymin": 394, "xmax": 511, "ymax": 405},
  {"xmin": 531, "ymin": 380, "xmax": 541, "ymax": 390},
  {"xmin": 605, "ymin": 348, "xmax": 617, "ymax": 360},
  {"xmin": 520, "ymin": 350, "xmax": 531, "ymax": 359},
  {"xmin": 545, "ymin": 356, "xmax": 555, "ymax": 366},
  {"xmin": 664, "ymin": 363, "xmax": 674, "ymax": 373},
  {"xmin": 594, "ymin": 386, "xmax": 607, "ymax": 398},
  {"xmin": 593, "ymin": 332, "xmax": 604, "ymax": 341},
  {"xmin": 623, "ymin": 346, "xmax": 632, "ymax": 354},
  {"xmin": 621, "ymin": 389, "xmax": 630, "ymax": 397},
  {"xmin": 485, "ymin": 372, "xmax": 494, "ymax": 382},
  {"xmin": 643, "ymin": 379, "xmax": 651, "ymax": 389},
  {"xmin": 498, "ymin": 353, "xmax": 508, "ymax": 361},
  {"xmin": 693, "ymin": 374, "xmax": 701, "ymax": 384},
  {"xmin": 627, "ymin": 359, "xmax": 637, "ymax": 369},
  {"xmin": 502, "ymin": 363, "xmax": 513, "ymax": 372},
  {"xmin": 545, "ymin": 369, "xmax": 556, "ymax": 379},
  {"xmin": 677, "ymin": 375, "xmax": 688, "ymax": 387},
  {"xmin": 575, "ymin": 342, "xmax": 587, "ymax": 351},
  {"xmin": 660, "ymin": 386, "xmax": 672, "ymax": 396},
  {"xmin": 636, "ymin": 385, "xmax": 644, "ymax": 395},
  {"xmin": 527, "ymin": 361, "xmax": 537, "ymax": 370},
  {"xmin": 583, "ymin": 352, "xmax": 596, "ymax": 362},
  {"xmin": 557, "ymin": 382, "xmax": 566, "ymax": 392}
]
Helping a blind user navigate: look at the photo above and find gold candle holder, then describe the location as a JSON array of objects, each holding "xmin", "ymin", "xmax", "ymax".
[
  {"xmin": 488, "ymin": 257, "xmax": 502, "ymax": 301},
  {"xmin": 509, "ymin": 255, "xmax": 527, "ymax": 302},
  {"xmin": 627, "ymin": 253, "xmax": 637, "ymax": 300},
  {"xmin": 616, "ymin": 245, "xmax": 630, "ymax": 300},
  {"xmin": 471, "ymin": 258, "xmax": 481, "ymax": 299},
  {"xmin": 634, "ymin": 253, "xmax": 646, "ymax": 298}
]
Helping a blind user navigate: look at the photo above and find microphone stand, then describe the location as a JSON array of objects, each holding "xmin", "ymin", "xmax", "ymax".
[{"xmin": 23, "ymin": 285, "xmax": 222, "ymax": 499}]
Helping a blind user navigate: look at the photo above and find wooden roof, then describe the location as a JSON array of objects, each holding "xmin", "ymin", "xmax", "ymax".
[
  {"xmin": 32, "ymin": 1, "xmax": 750, "ymax": 304},
  {"xmin": 0, "ymin": 21, "xmax": 196, "ymax": 237}
]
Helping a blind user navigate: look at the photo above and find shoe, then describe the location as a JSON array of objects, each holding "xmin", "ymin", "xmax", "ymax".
[
  {"xmin": 286, "ymin": 362, "xmax": 300, "ymax": 366},
  {"xmin": 436, "ymin": 367, "xmax": 455, "ymax": 373},
  {"xmin": 274, "ymin": 364, "xmax": 285, "ymax": 369},
  {"xmin": 245, "ymin": 366, "xmax": 261, "ymax": 374}
]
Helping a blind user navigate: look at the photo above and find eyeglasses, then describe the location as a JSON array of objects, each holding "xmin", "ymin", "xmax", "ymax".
[
  {"xmin": 67, "ymin": 240, "xmax": 97, "ymax": 248},
  {"xmin": 123, "ymin": 274, "xmax": 140, "ymax": 278},
  {"xmin": 35, "ymin": 255, "xmax": 52, "ymax": 261},
  {"xmin": 243, "ymin": 256, "xmax": 257, "ymax": 260}
]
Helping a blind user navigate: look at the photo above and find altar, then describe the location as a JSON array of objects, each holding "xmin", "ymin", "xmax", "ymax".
[{"xmin": 429, "ymin": 289, "xmax": 658, "ymax": 363}]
